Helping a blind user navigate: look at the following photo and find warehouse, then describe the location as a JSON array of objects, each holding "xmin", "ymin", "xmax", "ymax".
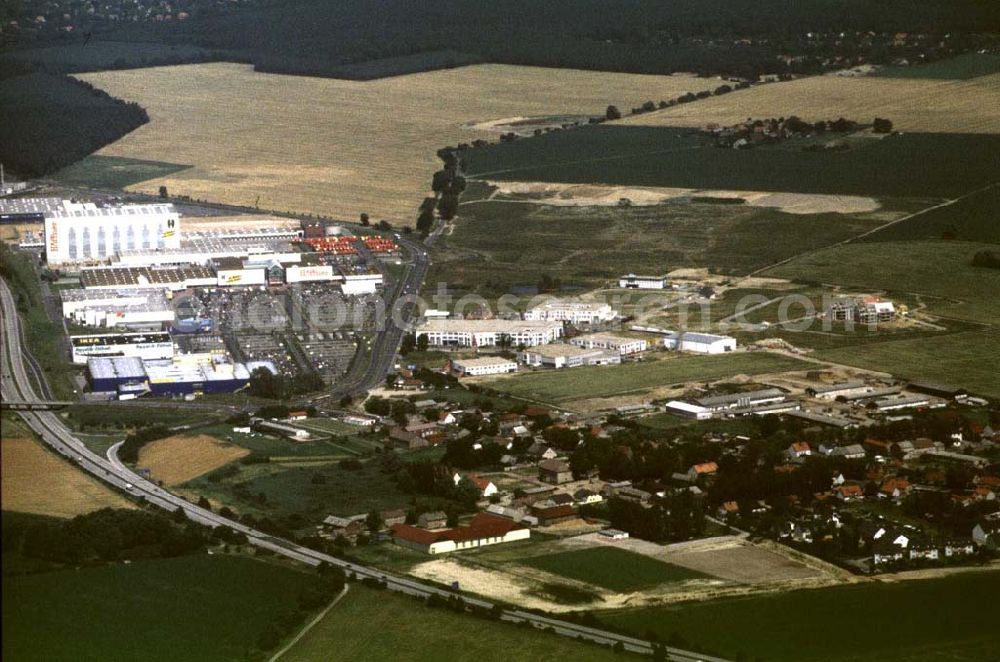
[
  {"xmin": 618, "ymin": 273, "xmax": 667, "ymax": 289},
  {"xmin": 451, "ymin": 356, "xmax": 518, "ymax": 377},
  {"xmin": 61, "ymin": 288, "xmax": 175, "ymax": 328},
  {"xmin": 44, "ymin": 200, "xmax": 180, "ymax": 266},
  {"xmin": 143, "ymin": 353, "xmax": 252, "ymax": 396},
  {"xmin": 341, "ymin": 273, "xmax": 383, "ymax": 295},
  {"xmin": 214, "ymin": 257, "xmax": 267, "ymax": 287},
  {"xmin": 695, "ymin": 388, "xmax": 787, "ymax": 412},
  {"xmin": 523, "ymin": 299, "xmax": 616, "ymax": 325},
  {"xmin": 417, "ymin": 319, "xmax": 563, "ymax": 347},
  {"xmin": 518, "ymin": 343, "xmax": 620, "ymax": 369},
  {"xmin": 570, "ymin": 333, "xmax": 648, "ymax": 355},
  {"xmin": 806, "ymin": 381, "xmax": 868, "ymax": 399},
  {"xmin": 86, "ymin": 356, "xmax": 149, "ymax": 395},
  {"xmin": 665, "ymin": 400, "xmax": 713, "ymax": 420},
  {"xmin": 70, "ymin": 332, "xmax": 174, "ymax": 365},
  {"xmin": 662, "ymin": 331, "xmax": 736, "ymax": 354},
  {"xmin": 80, "ymin": 264, "xmax": 216, "ymax": 290},
  {"xmin": 285, "ymin": 262, "xmax": 336, "ymax": 284},
  {"xmin": 874, "ymin": 394, "xmax": 932, "ymax": 411},
  {"xmin": 114, "ymin": 238, "xmax": 302, "ymax": 268}
]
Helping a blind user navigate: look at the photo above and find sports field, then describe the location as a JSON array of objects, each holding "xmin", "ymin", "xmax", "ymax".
[
  {"xmin": 281, "ymin": 585, "xmax": 620, "ymax": 662},
  {"xmin": 484, "ymin": 353, "xmax": 811, "ymax": 404},
  {"xmin": 1, "ymin": 424, "xmax": 134, "ymax": 518},
  {"xmin": 2, "ymin": 555, "xmax": 317, "ymax": 662},
  {"xmin": 137, "ymin": 434, "xmax": 250, "ymax": 486},
  {"xmin": 73, "ymin": 63, "xmax": 715, "ymax": 221},
  {"xmin": 522, "ymin": 547, "xmax": 709, "ymax": 592},
  {"xmin": 619, "ymin": 72, "xmax": 1000, "ymax": 133},
  {"xmin": 599, "ymin": 571, "xmax": 1000, "ymax": 662}
]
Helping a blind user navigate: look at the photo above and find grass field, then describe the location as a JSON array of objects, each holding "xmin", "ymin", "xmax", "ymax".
[
  {"xmin": 53, "ymin": 155, "xmax": 193, "ymax": 189},
  {"xmin": 1, "ymin": 422, "xmax": 134, "ymax": 518},
  {"xmin": 2, "ymin": 554, "xmax": 316, "ymax": 662},
  {"xmin": 137, "ymin": 434, "xmax": 250, "ymax": 486},
  {"xmin": 431, "ymin": 198, "xmax": 891, "ymax": 292},
  {"xmin": 860, "ymin": 184, "xmax": 1000, "ymax": 244},
  {"xmin": 599, "ymin": 571, "xmax": 1000, "ymax": 662},
  {"xmin": 74, "ymin": 63, "xmax": 716, "ymax": 221},
  {"xmin": 484, "ymin": 353, "xmax": 811, "ymax": 404},
  {"xmin": 281, "ymin": 584, "xmax": 621, "ymax": 662},
  {"xmin": 619, "ymin": 72, "xmax": 1000, "ymax": 133},
  {"xmin": 874, "ymin": 53, "xmax": 1000, "ymax": 80},
  {"xmin": 522, "ymin": 547, "xmax": 709, "ymax": 592},
  {"xmin": 464, "ymin": 127, "xmax": 1000, "ymax": 199}
]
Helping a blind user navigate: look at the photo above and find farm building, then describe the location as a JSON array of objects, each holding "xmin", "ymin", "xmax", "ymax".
[
  {"xmin": 416, "ymin": 319, "xmax": 562, "ymax": 347},
  {"xmin": 43, "ymin": 200, "xmax": 180, "ymax": 266},
  {"xmin": 618, "ymin": 273, "xmax": 667, "ymax": 289},
  {"xmin": 523, "ymin": 299, "xmax": 616, "ymax": 325},
  {"xmin": 451, "ymin": 356, "xmax": 518, "ymax": 377},
  {"xmin": 874, "ymin": 394, "xmax": 932, "ymax": 411},
  {"xmin": 538, "ymin": 459, "xmax": 574, "ymax": 484},
  {"xmin": 70, "ymin": 331, "xmax": 174, "ymax": 365},
  {"xmin": 662, "ymin": 331, "xmax": 736, "ymax": 353},
  {"xmin": 391, "ymin": 513, "xmax": 529, "ymax": 555},
  {"xmin": 252, "ymin": 418, "xmax": 312, "ymax": 441},
  {"xmin": 570, "ymin": 333, "xmax": 648, "ymax": 355},
  {"xmin": 806, "ymin": 381, "xmax": 868, "ymax": 399},
  {"xmin": 906, "ymin": 382, "xmax": 968, "ymax": 400},
  {"xmin": 518, "ymin": 343, "xmax": 619, "ymax": 369}
]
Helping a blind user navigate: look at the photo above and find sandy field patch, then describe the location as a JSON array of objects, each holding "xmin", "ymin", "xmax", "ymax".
[
  {"xmin": 137, "ymin": 434, "xmax": 249, "ymax": 486},
  {"xmin": 619, "ymin": 73, "xmax": 1000, "ymax": 133},
  {"xmin": 1, "ymin": 435, "xmax": 135, "ymax": 517},
  {"xmin": 77, "ymin": 63, "xmax": 716, "ymax": 222},
  {"xmin": 487, "ymin": 180, "xmax": 880, "ymax": 215}
]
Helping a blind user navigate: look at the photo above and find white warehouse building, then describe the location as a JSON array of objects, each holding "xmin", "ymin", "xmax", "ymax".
[
  {"xmin": 523, "ymin": 299, "xmax": 616, "ymax": 325},
  {"xmin": 44, "ymin": 201, "xmax": 180, "ymax": 266},
  {"xmin": 663, "ymin": 331, "xmax": 736, "ymax": 354},
  {"xmin": 451, "ymin": 356, "xmax": 519, "ymax": 376},
  {"xmin": 618, "ymin": 273, "xmax": 667, "ymax": 289},
  {"xmin": 519, "ymin": 343, "xmax": 620, "ymax": 369},
  {"xmin": 417, "ymin": 319, "xmax": 562, "ymax": 348},
  {"xmin": 570, "ymin": 333, "xmax": 648, "ymax": 355}
]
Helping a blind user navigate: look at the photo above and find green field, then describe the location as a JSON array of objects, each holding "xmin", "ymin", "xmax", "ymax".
[
  {"xmin": 2, "ymin": 554, "xmax": 316, "ymax": 662},
  {"xmin": 281, "ymin": 584, "xmax": 620, "ymax": 662},
  {"xmin": 484, "ymin": 353, "xmax": 811, "ymax": 404},
  {"xmin": 861, "ymin": 185, "xmax": 1000, "ymax": 244},
  {"xmin": 52, "ymin": 155, "xmax": 193, "ymax": 190},
  {"xmin": 523, "ymin": 547, "xmax": 709, "ymax": 592},
  {"xmin": 873, "ymin": 53, "xmax": 1000, "ymax": 79},
  {"xmin": 599, "ymin": 571, "xmax": 1000, "ymax": 662},
  {"xmin": 431, "ymin": 199, "xmax": 891, "ymax": 292},
  {"xmin": 464, "ymin": 128, "xmax": 1000, "ymax": 199}
]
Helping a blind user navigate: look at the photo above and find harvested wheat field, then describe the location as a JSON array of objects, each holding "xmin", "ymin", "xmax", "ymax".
[
  {"xmin": 75, "ymin": 63, "xmax": 716, "ymax": 221},
  {"xmin": 1, "ymin": 434, "xmax": 135, "ymax": 517},
  {"xmin": 620, "ymin": 73, "xmax": 1000, "ymax": 133},
  {"xmin": 137, "ymin": 434, "xmax": 249, "ymax": 486}
]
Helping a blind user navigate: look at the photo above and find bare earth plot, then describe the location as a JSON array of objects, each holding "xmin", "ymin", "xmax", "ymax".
[
  {"xmin": 75, "ymin": 63, "xmax": 716, "ymax": 221},
  {"xmin": 136, "ymin": 434, "xmax": 249, "ymax": 486},
  {"xmin": 1, "ymin": 432, "xmax": 135, "ymax": 517},
  {"xmin": 619, "ymin": 73, "xmax": 1000, "ymax": 133}
]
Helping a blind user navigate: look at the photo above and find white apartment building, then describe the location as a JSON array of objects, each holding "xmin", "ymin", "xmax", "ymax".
[
  {"xmin": 570, "ymin": 333, "xmax": 648, "ymax": 355},
  {"xmin": 45, "ymin": 201, "xmax": 180, "ymax": 266},
  {"xmin": 451, "ymin": 356, "xmax": 519, "ymax": 376},
  {"xmin": 618, "ymin": 273, "xmax": 667, "ymax": 289},
  {"xmin": 417, "ymin": 319, "xmax": 563, "ymax": 347},
  {"xmin": 523, "ymin": 299, "xmax": 616, "ymax": 325}
]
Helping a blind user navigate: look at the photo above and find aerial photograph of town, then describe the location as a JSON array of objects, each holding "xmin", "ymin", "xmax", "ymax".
[{"xmin": 1, "ymin": 1, "xmax": 998, "ymax": 660}]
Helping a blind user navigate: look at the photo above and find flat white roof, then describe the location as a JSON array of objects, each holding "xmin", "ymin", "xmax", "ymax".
[
  {"xmin": 418, "ymin": 319, "xmax": 561, "ymax": 333},
  {"xmin": 665, "ymin": 400, "xmax": 710, "ymax": 414},
  {"xmin": 453, "ymin": 356, "xmax": 518, "ymax": 367},
  {"xmin": 522, "ymin": 343, "xmax": 601, "ymax": 358}
]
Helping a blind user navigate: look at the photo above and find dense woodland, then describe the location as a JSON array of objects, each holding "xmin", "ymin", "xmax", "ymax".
[{"xmin": 0, "ymin": 73, "xmax": 148, "ymax": 178}]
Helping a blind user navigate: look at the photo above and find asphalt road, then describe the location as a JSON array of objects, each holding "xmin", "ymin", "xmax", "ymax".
[{"xmin": 1, "ymin": 273, "xmax": 727, "ymax": 662}]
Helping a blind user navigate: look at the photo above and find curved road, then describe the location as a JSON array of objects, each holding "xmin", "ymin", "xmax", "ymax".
[{"xmin": 2, "ymin": 276, "xmax": 726, "ymax": 662}]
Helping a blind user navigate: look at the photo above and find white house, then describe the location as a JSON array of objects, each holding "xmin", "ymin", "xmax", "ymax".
[
  {"xmin": 570, "ymin": 333, "xmax": 648, "ymax": 355},
  {"xmin": 451, "ymin": 356, "xmax": 518, "ymax": 376},
  {"xmin": 662, "ymin": 331, "xmax": 736, "ymax": 354},
  {"xmin": 618, "ymin": 273, "xmax": 666, "ymax": 290}
]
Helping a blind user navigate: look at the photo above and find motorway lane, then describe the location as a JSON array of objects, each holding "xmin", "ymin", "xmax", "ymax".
[{"xmin": 2, "ymin": 273, "xmax": 725, "ymax": 662}]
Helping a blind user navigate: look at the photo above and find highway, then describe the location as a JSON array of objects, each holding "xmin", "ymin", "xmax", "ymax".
[{"xmin": 1, "ymin": 273, "xmax": 726, "ymax": 662}]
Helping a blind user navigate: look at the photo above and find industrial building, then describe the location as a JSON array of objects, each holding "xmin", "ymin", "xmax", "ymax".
[
  {"xmin": 664, "ymin": 400, "xmax": 713, "ymax": 420},
  {"xmin": 570, "ymin": 333, "xmax": 648, "ymax": 355},
  {"xmin": 341, "ymin": 273, "xmax": 383, "ymax": 295},
  {"xmin": 806, "ymin": 381, "xmax": 869, "ymax": 399},
  {"xmin": 70, "ymin": 332, "xmax": 174, "ymax": 365},
  {"xmin": 61, "ymin": 288, "xmax": 175, "ymax": 328},
  {"xmin": 114, "ymin": 238, "xmax": 302, "ymax": 268},
  {"xmin": 86, "ymin": 356, "xmax": 149, "ymax": 394},
  {"xmin": 285, "ymin": 261, "xmax": 337, "ymax": 284},
  {"xmin": 618, "ymin": 273, "xmax": 667, "ymax": 289},
  {"xmin": 44, "ymin": 200, "xmax": 180, "ymax": 266},
  {"xmin": 694, "ymin": 388, "xmax": 787, "ymax": 412},
  {"xmin": 0, "ymin": 197, "xmax": 62, "ymax": 223},
  {"xmin": 518, "ymin": 343, "xmax": 620, "ymax": 369},
  {"xmin": 214, "ymin": 257, "xmax": 267, "ymax": 287},
  {"xmin": 451, "ymin": 356, "xmax": 518, "ymax": 376},
  {"xmin": 80, "ymin": 265, "xmax": 215, "ymax": 290},
  {"xmin": 416, "ymin": 319, "xmax": 563, "ymax": 348},
  {"xmin": 662, "ymin": 331, "xmax": 737, "ymax": 354},
  {"xmin": 523, "ymin": 299, "xmax": 616, "ymax": 325},
  {"xmin": 143, "ymin": 353, "xmax": 252, "ymax": 396}
]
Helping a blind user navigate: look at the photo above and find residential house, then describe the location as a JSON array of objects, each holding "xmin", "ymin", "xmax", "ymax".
[
  {"xmin": 574, "ymin": 489, "xmax": 603, "ymax": 505},
  {"xmin": 972, "ymin": 514, "xmax": 1000, "ymax": 549},
  {"xmin": 322, "ymin": 514, "xmax": 366, "ymax": 542},
  {"xmin": 880, "ymin": 477, "xmax": 911, "ymax": 500},
  {"xmin": 687, "ymin": 461, "xmax": 719, "ymax": 481},
  {"xmin": 786, "ymin": 441, "xmax": 812, "ymax": 460},
  {"xmin": 538, "ymin": 459, "xmax": 574, "ymax": 485},
  {"xmin": 836, "ymin": 483, "xmax": 864, "ymax": 501},
  {"xmin": 381, "ymin": 509, "xmax": 406, "ymax": 529}
]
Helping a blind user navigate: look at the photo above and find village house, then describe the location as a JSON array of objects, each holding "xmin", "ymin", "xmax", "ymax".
[
  {"xmin": 574, "ymin": 488, "xmax": 603, "ymax": 505},
  {"xmin": 453, "ymin": 472, "xmax": 499, "ymax": 498},
  {"xmin": 538, "ymin": 459, "xmax": 574, "ymax": 484},
  {"xmin": 687, "ymin": 461, "xmax": 719, "ymax": 481},
  {"xmin": 381, "ymin": 509, "xmax": 407, "ymax": 529},
  {"xmin": 786, "ymin": 441, "xmax": 812, "ymax": 460},
  {"xmin": 321, "ymin": 514, "xmax": 367, "ymax": 542}
]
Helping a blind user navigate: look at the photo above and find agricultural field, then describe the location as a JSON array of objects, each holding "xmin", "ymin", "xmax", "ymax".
[
  {"xmin": 281, "ymin": 584, "xmax": 621, "ymax": 662},
  {"xmin": 860, "ymin": 184, "xmax": 1000, "ymax": 244},
  {"xmin": 0, "ymin": 422, "xmax": 134, "ymax": 518},
  {"xmin": 873, "ymin": 53, "xmax": 1000, "ymax": 80},
  {"xmin": 522, "ymin": 547, "xmax": 709, "ymax": 592},
  {"xmin": 619, "ymin": 71, "xmax": 1000, "ymax": 133},
  {"xmin": 72, "ymin": 63, "xmax": 717, "ymax": 221},
  {"xmin": 136, "ymin": 434, "xmax": 251, "ymax": 486},
  {"xmin": 599, "ymin": 571, "xmax": 1000, "ymax": 662},
  {"xmin": 2, "ymin": 555, "xmax": 317, "ymax": 662},
  {"xmin": 483, "ymin": 353, "xmax": 812, "ymax": 405},
  {"xmin": 463, "ymin": 127, "xmax": 1000, "ymax": 199},
  {"xmin": 430, "ymin": 197, "xmax": 893, "ymax": 293}
]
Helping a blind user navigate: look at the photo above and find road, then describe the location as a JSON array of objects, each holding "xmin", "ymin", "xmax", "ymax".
[{"xmin": 0, "ymin": 275, "xmax": 726, "ymax": 662}]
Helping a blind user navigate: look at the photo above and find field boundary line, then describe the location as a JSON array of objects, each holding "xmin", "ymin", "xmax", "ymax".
[{"xmin": 269, "ymin": 583, "xmax": 350, "ymax": 662}]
